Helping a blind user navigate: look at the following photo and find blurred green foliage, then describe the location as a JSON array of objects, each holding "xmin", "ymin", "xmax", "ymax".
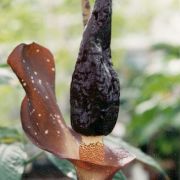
[{"xmin": 0, "ymin": 0, "xmax": 179, "ymax": 179}]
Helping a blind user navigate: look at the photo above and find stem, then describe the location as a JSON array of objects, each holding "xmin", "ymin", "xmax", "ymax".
[
  {"xmin": 76, "ymin": 167, "xmax": 113, "ymax": 180},
  {"xmin": 25, "ymin": 151, "xmax": 44, "ymax": 165},
  {"xmin": 81, "ymin": 0, "xmax": 91, "ymax": 26},
  {"xmin": 74, "ymin": 163, "xmax": 118, "ymax": 180}
]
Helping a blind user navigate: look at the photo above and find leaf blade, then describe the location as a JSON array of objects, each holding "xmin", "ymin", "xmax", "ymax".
[
  {"xmin": 105, "ymin": 136, "xmax": 167, "ymax": 176},
  {"xmin": 0, "ymin": 143, "xmax": 27, "ymax": 180},
  {"xmin": 47, "ymin": 153, "xmax": 77, "ymax": 179},
  {"xmin": 0, "ymin": 127, "xmax": 22, "ymax": 143}
]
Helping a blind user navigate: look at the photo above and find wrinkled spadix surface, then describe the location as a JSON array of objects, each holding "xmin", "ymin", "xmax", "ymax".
[
  {"xmin": 70, "ymin": 0, "xmax": 120, "ymax": 136},
  {"xmin": 8, "ymin": 42, "xmax": 135, "ymax": 179}
]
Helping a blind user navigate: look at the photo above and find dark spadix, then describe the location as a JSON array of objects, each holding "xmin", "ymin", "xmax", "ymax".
[{"xmin": 70, "ymin": 0, "xmax": 120, "ymax": 136}]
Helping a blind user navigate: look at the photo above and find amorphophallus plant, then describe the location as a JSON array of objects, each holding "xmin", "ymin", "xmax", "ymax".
[{"xmin": 7, "ymin": 0, "xmax": 135, "ymax": 179}]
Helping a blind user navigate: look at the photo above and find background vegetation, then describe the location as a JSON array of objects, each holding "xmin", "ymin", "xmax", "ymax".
[{"xmin": 0, "ymin": 0, "xmax": 179, "ymax": 179}]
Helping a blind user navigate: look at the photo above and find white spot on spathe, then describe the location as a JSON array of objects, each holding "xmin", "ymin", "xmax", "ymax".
[
  {"xmin": 36, "ymin": 49, "xmax": 40, "ymax": 53},
  {"xmin": 35, "ymin": 132, "xmax": 37, "ymax": 136},
  {"xmin": 39, "ymin": 80, "xmax": 42, "ymax": 84},
  {"xmin": 22, "ymin": 59, "xmax": 25, "ymax": 63},
  {"xmin": 45, "ymin": 96, "xmax": 49, "ymax": 99},
  {"xmin": 50, "ymin": 114, "xmax": 56, "ymax": 120},
  {"xmin": 23, "ymin": 82, "xmax": 27, "ymax": 87},
  {"xmin": 51, "ymin": 68, "xmax": 55, "ymax": 71},
  {"xmin": 34, "ymin": 72, "xmax": 38, "ymax": 75},
  {"xmin": 27, "ymin": 67, "xmax": 30, "ymax": 70},
  {"xmin": 30, "ymin": 109, "xmax": 35, "ymax": 115},
  {"xmin": 38, "ymin": 114, "xmax": 42, "ymax": 117},
  {"xmin": 58, "ymin": 120, "xmax": 65, "ymax": 129},
  {"xmin": 45, "ymin": 130, "xmax": 49, "ymax": 134},
  {"xmin": 34, "ymin": 88, "xmax": 36, "ymax": 91},
  {"xmin": 67, "ymin": 172, "xmax": 74, "ymax": 178},
  {"xmin": 32, "ymin": 80, "xmax": 35, "ymax": 84},
  {"xmin": 31, "ymin": 76, "xmax": 34, "ymax": 79},
  {"xmin": 57, "ymin": 131, "xmax": 60, "ymax": 134},
  {"xmin": 47, "ymin": 59, "xmax": 50, "ymax": 62}
]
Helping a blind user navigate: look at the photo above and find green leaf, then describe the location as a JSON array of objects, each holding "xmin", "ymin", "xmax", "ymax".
[
  {"xmin": 0, "ymin": 127, "xmax": 22, "ymax": 143},
  {"xmin": 0, "ymin": 69, "xmax": 14, "ymax": 85},
  {"xmin": 25, "ymin": 151, "xmax": 44, "ymax": 165},
  {"xmin": 47, "ymin": 153, "xmax": 77, "ymax": 179},
  {"xmin": 113, "ymin": 171, "xmax": 127, "ymax": 180},
  {"xmin": 0, "ymin": 64, "xmax": 8, "ymax": 68},
  {"xmin": 0, "ymin": 143, "xmax": 27, "ymax": 180},
  {"xmin": 105, "ymin": 136, "xmax": 167, "ymax": 177}
]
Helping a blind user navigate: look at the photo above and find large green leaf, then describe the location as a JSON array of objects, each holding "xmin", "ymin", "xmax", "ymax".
[
  {"xmin": 128, "ymin": 106, "xmax": 178, "ymax": 145},
  {"xmin": 0, "ymin": 127, "xmax": 22, "ymax": 143},
  {"xmin": 47, "ymin": 153, "xmax": 76, "ymax": 179},
  {"xmin": 105, "ymin": 136, "xmax": 167, "ymax": 177},
  {"xmin": 0, "ymin": 143, "xmax": 27, "ymax": 180}
]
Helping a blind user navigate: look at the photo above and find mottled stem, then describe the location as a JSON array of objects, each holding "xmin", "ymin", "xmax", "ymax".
[
  {"xmin": 75, "ymin": 166, "xmax": 116, "ymax": 180},
  {"xmin": 81, "ymin": 0, "xmax": 91, "ymax": 26}
]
